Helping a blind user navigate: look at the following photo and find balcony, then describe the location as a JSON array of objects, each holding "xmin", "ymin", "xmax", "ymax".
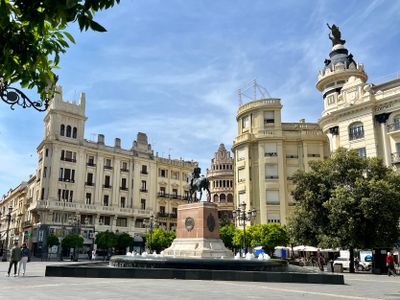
[
  {"xmin": 169, "ymin": 213, "xmax": 177, "ymax": 219},
  {"xmin": 286, "ymin": 155, "xmax": 299, "ymax": 159},
  {"xmin": 265, "ymin": 176, "xmax": 279, "ymax": 180},
  {"xmin": 264, "ymin": 152, "xmax": 278, "ymax": 157},
  {"xmin": 141, "ymin": 171, "xmax": 148, "ymax": 175},
  {"xmin": 103, "ymin": 184, "xmax": 112, "ymax": 189},
  {"xmin": 85, "ymin": 182, "xmax": 95, "ymax": 186},
  {"xmin": 120, "ymin": 187, "xmax": 128, "ymax": 191},
  {"xmin": 157, "ymin": 212, "xmax": 168, "ymax": 218},
  {"xmin": 104, "ymin": 165, "xmax": 113, "ymax": 170},
  {"xmin": 140, "ymin": 189, "xmax": 148, "ymax": 192},
  {"xmin": 391, "ymin": 152, "xmax": 400, "ymax": 164},
  {"xmin": 388, "ymin": 122, "xmax": 400, "ymax": 133},
  {"xmin": 120, "ymin": 168, "xmax": 129, "ymax": 172},
  {"xmin": 86, "ymin": 162, "xmax": 96, "ymax": 167},
  {"xmin": 58, "ymin": 178, "xmax": 75, "ymax": 183},
  {"xmin": 61, "ymin": 157, "xmax": 76, "ymax": 163},
  {"xmin": 307, "ymin": 154, "xmax": 321, "ymax": 158}
]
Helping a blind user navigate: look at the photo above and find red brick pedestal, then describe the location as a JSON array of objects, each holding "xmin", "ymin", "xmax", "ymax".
[{"xmin": 164, "ymin": 202, "xmax": 232, "ymax": 258}]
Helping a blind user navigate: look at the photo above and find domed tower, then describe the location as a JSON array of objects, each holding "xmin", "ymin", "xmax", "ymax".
[
  {"xmin": 317, "ymin": 24, "xmax": 377, "ymax": 156},
  {"xmin": 206, "ymin": 144, "xmax": 234, "ymax": 223}
]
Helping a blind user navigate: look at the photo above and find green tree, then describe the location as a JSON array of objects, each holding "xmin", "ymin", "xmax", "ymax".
[
  {"xmin": 115, "ymin": 232, "xmax": 133, "ymax": 254},
  {"xmin": 247, "ymin": 223, "xmax": 289, "ymax": 255},
  {"xmin": 0, "ymin": 0, "xmax": 120, "ymax": 103},
  {"xmin": 219, "ymin": 224, "xmax": 237, "ymax": 250},
  {"xmin": 95, "ymin": 230, "xmax": 117, "ymax": 252},
  {"xmin": 61, "ymin": 233, "xmax": 83, "ymax": 260},
  {"xmin": 47, "ymin": 233, "xmax": 60, "ymax": 248},
  {"xmin": 145, "ymin": 228, "xmax": 176, "ymax": 253},
  {"xmin": 288, "ymin": 148, "xmax": 400, "ymax": 272}
]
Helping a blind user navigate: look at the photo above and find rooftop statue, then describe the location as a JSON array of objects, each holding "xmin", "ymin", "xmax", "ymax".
[{"xmin": 327, "ymin": 23, "xmax": 346, "ymax": 46}]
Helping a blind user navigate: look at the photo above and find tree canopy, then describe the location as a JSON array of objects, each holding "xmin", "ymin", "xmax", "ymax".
[
  {"xmin": 115, "ymin": 232, "xmax": 133, "ymax": 254},
  {"xmin": 288, "ymin": 148, "xmax": 400, "ymax": 250},
  {"xmin": 95, "ymin": 230, "xmax": 117, "ymax": 250},
  {"xmin": 47, "ymin": 233, "xmax": 60, "ymax": 248},
  {"xmin": 145, "ymin": 228, "xmax": 176, "ymax": 253},
  {"xmin": 0, "ymin": 0, "xmax": 120, "ymax": 102},
  {"xmin": 61, "ymin": 233, "xmax": 83, "ymax": 249}
]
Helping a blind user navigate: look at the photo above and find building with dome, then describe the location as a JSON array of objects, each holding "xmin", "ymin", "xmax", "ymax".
[
  {"xmin": 317, "ymin": 24, "xmax": 400, "ymax": 168},
  {"xmin": 206, "ymin": 144, "xmax": 234, "ymax": 223}
]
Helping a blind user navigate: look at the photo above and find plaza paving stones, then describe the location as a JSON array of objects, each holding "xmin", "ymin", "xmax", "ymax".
[{"xmin": 1, "ymin": 261, "xmax": 400, "ymax": 300}]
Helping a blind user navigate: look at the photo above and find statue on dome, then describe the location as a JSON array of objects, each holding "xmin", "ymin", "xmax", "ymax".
[{"xmin": 327, "ymin": 23, "xmax": 346, "ymax": 46}]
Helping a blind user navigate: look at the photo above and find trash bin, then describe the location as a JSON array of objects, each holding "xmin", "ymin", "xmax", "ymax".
[{"xmin": 334, "ymin": 264, "xmax": 343, "ymax": 273}]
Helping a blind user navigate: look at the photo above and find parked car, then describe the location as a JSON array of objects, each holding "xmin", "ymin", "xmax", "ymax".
[{"xmin": 333, "ymin": 257, "xmax": 350, "ymax": 270}]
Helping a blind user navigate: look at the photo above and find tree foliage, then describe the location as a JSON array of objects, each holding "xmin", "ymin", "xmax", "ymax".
[
  {"xmin": 145, "ymin": 228, "xmax": 176, "ymax": 253},
  {"xmin": 61, "ymin": 233, "xmax": 83, "ymax": 249},
  {"xmin": 95, "ymin": 230, "xmax": 117, "ymax": 250},
  {"xmin": 288, "ymin": 148, "xmax": 400, "ymax": 250},
  {"xmin": 115, "ymin": 232, "xmax": 133, "ymax": 254},
  {"xmin": 47, "ymin": 233, "xmax": 60, "ymax": 248},
  {"xmin": 219, "ymin": 224, "xmax": 237, "ymax": 250},
  {"xmin": 0, "ymin": 0, "xmax": 120, "ymax": 101}
]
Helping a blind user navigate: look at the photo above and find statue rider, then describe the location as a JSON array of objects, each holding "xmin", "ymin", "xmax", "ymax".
[{"xmin": 191, "ymin": 167, "xmax": 201, "ymax": 187}]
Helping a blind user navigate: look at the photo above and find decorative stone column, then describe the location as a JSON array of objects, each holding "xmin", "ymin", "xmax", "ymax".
[{"xmin": 375, "ymin": 113, "xmax": 391, "ymax": 166}]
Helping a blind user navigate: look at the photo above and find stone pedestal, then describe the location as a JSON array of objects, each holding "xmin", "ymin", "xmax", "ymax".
[{"xmin": 164, "ymin": 202, "xmax": 232, "ymax": 258}]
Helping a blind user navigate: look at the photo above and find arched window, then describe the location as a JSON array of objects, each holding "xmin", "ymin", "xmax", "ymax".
[
  {"xmin": 227, "ymin": 194, "xmax": 233, "ymax": 203},
  {"xmin": 213, "ymin": 194, "xmax": 219, "ymax": 202},
  {"xmin": 72, "ymin": 127, "xmax": 77, "ymax": 138},
  {"xmin": 66, "ymin": 125, "xmax": 72, "ymax": 137},
  {"xmin": 220, "ymin": 194, "xmax": 226, "ymax": 202},
  {"xmin": 60, "ymin": 124, "xmax": 65, "ymax": 136},
  {"xmin": 349, "ymin": 122, "xmax": 364, "ymax": 141}
]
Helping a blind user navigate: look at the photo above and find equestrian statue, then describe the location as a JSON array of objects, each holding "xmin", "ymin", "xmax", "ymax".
[{"xmin": 187, "ymin": 167, "xmax": 211, "ymax": 203}]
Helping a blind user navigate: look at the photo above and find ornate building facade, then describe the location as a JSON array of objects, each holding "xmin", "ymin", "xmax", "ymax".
[
  {"xmin": 0, "ymin": 88, "xmax": 196, "ymax": 256},
  {"xmin": 317, "ymin": 26, "xmax": 400, "ymax": 167},
  {"xmin": 231, "ymin": 98, "xmax": 329, "ymax": 225},
  {"xmin": 206, "ymin": 144, "xmax": 234, "ymax": 223}
]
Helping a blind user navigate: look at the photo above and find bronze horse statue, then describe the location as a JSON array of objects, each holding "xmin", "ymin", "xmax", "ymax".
[{"xmin": 188, "ymin": 167, "xmax": 211, "ymax": 203}]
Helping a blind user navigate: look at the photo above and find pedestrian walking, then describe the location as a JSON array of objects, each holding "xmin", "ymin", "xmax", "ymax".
[
  {"xmin": 386, "ymin": 252, "xmax": 396, "ymax": 276},
  {"xmin": 7, "ymin": 241, "xmax": 21, "ymax": 277},
  {"xmin": 91, "ymin": 249, "xmax": 96, "ymax": 261},
  {"xmin": 18, "ymin": 243, "xmax": 30, "ymax": 276}
]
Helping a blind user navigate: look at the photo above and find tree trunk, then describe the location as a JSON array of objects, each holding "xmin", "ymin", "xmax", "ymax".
[{"xmin": 349, "ymin": 246, "xmax": 355, "ymax": 273}]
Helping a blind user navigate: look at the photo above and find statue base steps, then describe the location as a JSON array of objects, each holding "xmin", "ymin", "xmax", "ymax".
[{"xmin": 164, "ymin": 238, "xmax": 232, "ymax": 258}]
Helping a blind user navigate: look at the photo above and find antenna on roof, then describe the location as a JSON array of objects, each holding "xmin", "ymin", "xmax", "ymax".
[{"xmin": 237, "ymin": 79, "xmax": 271, "ymax": 106}]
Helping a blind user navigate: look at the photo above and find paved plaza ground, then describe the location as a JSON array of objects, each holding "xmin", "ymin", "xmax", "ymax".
[{"xmin": 1, "ymin": 260, "xmax": 400, "ymax": 300}]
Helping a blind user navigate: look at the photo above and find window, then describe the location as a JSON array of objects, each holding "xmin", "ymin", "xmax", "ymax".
[
  {"xmin": 86, "ymin": 173, "xmax": 94, "ymax": 185},
  {"xmin": 121, "ymin": 178, "xmax": 127, "ymax": 190},
  {"xmin": 184, "ymin": 190, "xmax": 189, "ymax": 199},
  {"xmin": 172, "ymin": 207, "xmax": 178, "ymax": 217},
  {"xmin": 66, "ymin": 125, "xmax": 72, "ymax": 137},
  {"xmin": 264, "ymin": 143, "xmax": 277, "ymax": 157},
  {"xmin": 60, "ymin": 124, "xmax": 65, "ymax": 136},
  {"xmin": 266, "ymin": 190, "xmax": 279, "ymax": 205},
  {"xmin": 87, "ymin": 156, "xmax": 95, "ymax": 166},
  {"xmin": 265, "ymin": 164, "xmax": 278, "ymax": 179},
  {"xmin": 41, "ymin": 188, "xmax": 45, "ymax": 200},
  {"xmin": 213, "ymin": 194, "xmax": 219, "ymax": 202},
  {"xmin": 141, "ymin": 165, "xmax": 148, "ymax": 174},
  {"xmin": 220, "ymin": 194, "xmax": 226, "ymax": 202},
  {"xmin": 159, "ymin": 169, "xmax": 168, "ymax": 178},
  {"xmin": 140, "ymin": 199, "xmax": 146, "ymax": 210},
  {"xmin": 59, "ymin": 168, "xmax": 75, "ymax": 182},
  {"xmin": 227, "ymin": 194, "xmax": 233, "ymax": 203},
  {"xmin": 43, "ymin": 167, "xmax": 47, "ymax": 178},
  {"xmin": 349, "ymin": 122, "xmax": 364, "ymax": 140},
  {"xmin": 238, "ymin": 168, "xmax": 245, "ymax": 182},
  {"xmin": 72, "ymin": 127, "xmax": 77, "ymax": 138},
  {"xmin": 287, "ymin": 166, "xmax": 298, "ymax": 180},
  {"xmin": 172, "ymin": 188, "xmax": 178, "ymax": 198},
  {"xmin": 99, "ymin": 216, "xmax": 111, "ymax": 226},
  {"xmin": 242, "ymin": 115, "xmax": 250, "ymax": 130},
  {"xmin": 264, "ymin": 111, "xmax": 275, "ymax": 125},
  {"xmin": 120, "ymin": 197, "xmax": 126, "ymax": 208},
  {"xmin": 104, "ymin": 175, "xmax": 111, "ymax": 188},
  {"xmin": 141, "ymin": 180, "xmax": 147, "ymax": 192},
  {"xmin": 121, "ymin": 161, "xmax": 128, "ymax": 171},
  {"xmin": 45, "ymin": 148, "xmax": 49, "ymax": 157},
  {"xmin": 171, "ymin": 171, "xmax": 179, "ymax": 180},
  {"xmin": 237, "ymin": 147, "xmax": 245, "ymax": 161},
  {"xmin": 356, "ymin": 147, "xmax": 367, "ymax": 158},
  {"xmin": 103, "ymin": 195, "xmax": 109, "ymax": 206},
  {"xmin": 85, "ymin": 193, "xmax": 92, "ymax": 205},
  {"xmin": 116, "ymin": 218, "xmax": 127, "ymax": 227},
  {"xmin": 159, "ymin": 186, "xmax": 166, "ymax": 196},
  {"xmin": 104, "ymin": 158, "xmax": 112, "ymax": 169},
  {"xmin": 61, "ymin": 150, "xmax": 76, "ymax": 162},
  {"xmin": 159, "ymin": 206, "xmax": 166, "ymax": 214}
]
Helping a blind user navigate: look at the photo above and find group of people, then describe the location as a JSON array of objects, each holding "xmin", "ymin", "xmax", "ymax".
[{"xmin": 7, "ymin": 241, "xmax": 30, "ymax": 277}]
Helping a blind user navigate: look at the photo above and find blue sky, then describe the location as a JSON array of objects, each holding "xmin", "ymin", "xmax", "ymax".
[{"xmin": 1, "ymin": 0, "xmax": 400, "ymax": 195}]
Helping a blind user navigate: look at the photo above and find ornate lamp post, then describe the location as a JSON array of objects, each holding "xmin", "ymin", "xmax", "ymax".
[
  {"xmin": 143, "ymin": 215, "xmax": 158, "ymax": 252},
  {"xmin": 1, "ymin": 206, "xmax": 13, "ymax": 261},
  {"xmin": 232, "ymin": 202, "xmax": 256, "ymax": 256},
  {"xmin": 0, "ymin": 76, "xmax": 57, "ymax": 112}
]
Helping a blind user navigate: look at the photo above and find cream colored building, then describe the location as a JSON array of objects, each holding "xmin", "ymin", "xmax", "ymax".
[
  {"xmin": 0, "ymin": 87, "xmax": 196, "ymax": 256},
  {"xmin": 232, "ymin": 99, "xmax": 329, "ymax": 225},
  {"xmin": 206, "ymin": 144, "xmax": 234, "ymax": 223},
  {"xmin": 317, "ymin": 33, "xmax": 400, "ymax": 167}
]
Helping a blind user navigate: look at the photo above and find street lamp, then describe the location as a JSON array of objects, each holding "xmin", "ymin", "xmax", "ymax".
[
  {"xmin": 143, "ymin": 215, "xmax": 158, "ymax": 252},
  {"xmin": 232, "ymin": 202, "xmax": 256, "ymax": 256},
  {"xmin": 1, "ymin": 206, "xmax": 13, "ymax": 261}
]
